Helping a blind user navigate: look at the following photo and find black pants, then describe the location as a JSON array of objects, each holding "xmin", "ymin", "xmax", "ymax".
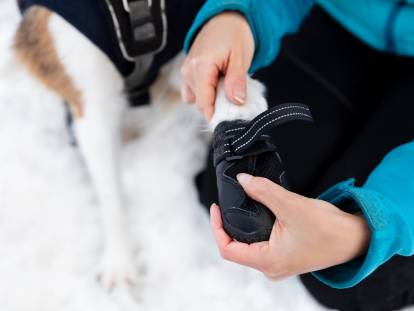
[{"xmin": 195, "ymin": 7, "xmax": 414, "ymax": 311}]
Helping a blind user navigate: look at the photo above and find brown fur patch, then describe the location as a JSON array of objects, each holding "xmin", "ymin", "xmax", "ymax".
[
  {"xmin": 151, "ymin": 69, "xmax": 182, "ymax": 105},
  {"xmin": 14, "ymin": 6, "xmax": 83, "ymax": 118}
]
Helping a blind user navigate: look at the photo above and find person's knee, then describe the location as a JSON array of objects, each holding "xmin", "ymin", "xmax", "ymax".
[{"xmin": 300, "ymin": 274, "xmax": 359, "ymax": 311}]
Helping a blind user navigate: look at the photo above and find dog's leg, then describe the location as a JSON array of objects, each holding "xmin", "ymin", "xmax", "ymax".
[
  {"xmin": 14, "ymin": 6, "xmax": 136, "ymax": 289},
  {"xmin": 73, "ymin": 86, "xmax": 136, "ymax": 290}
]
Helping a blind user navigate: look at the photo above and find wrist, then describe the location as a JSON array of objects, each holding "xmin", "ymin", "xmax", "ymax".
[
  {"xmin": 185, "ymin": 2, "xmax": 255, "ymax": 51},
  {"xmin": 207, "ymin": 11, "xmax": 254, "ymax": 51},
  {"xmin": 338, "ymin": 212, "xmax": 371, "ymax": 264},
  {"xmin": 351, "ymin": 213, "xmax": 371, "ymax": 257},
  {"xmin": 320, "ymin": 196, "xmax": 371, "ymax": 267}
]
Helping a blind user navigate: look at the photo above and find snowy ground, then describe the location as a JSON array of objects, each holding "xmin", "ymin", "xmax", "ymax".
[{"xmin": 0, "ymin": 1, "xmax": 412, "ymax": 311}]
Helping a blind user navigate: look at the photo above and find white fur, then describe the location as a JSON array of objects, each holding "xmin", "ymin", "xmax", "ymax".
[
  {"xmin": 209, "ymin": 77, "xmax": 268, "ymax": 130},
  {"xmin": 48, "ymin": 13, "xmax": 135, "ymax": 288},
  {"xmin": 42, "ymin": 11, "xmax": 269, "ymax": 288},
  {"xmin": 17, "ymin": 10, "xmax": 268, "ymax": 289}
]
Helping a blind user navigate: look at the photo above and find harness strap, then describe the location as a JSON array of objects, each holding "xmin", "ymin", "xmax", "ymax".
[
  {"xmin": 103, "ymin": 0, "xmax": 167, "ymax": 105},
  {"xmin": 106, "ymin": 0, "xmax": 166, "ymax": 61}
]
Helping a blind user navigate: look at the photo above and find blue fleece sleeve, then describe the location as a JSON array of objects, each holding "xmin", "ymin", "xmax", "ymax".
[
  {"xmin": 311, "ymin": 141, "xmax": 414, "ymax": 289},
  {"xmin": 184, "ymin": 0, "xmax": 314, "ymax": 73}
]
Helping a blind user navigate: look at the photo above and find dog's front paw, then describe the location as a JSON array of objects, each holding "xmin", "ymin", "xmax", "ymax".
[{"xmin": 97, "ymin": 249, "xmax": 138, "ymax": 290}]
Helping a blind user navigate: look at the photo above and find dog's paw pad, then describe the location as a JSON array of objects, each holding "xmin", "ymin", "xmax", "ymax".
[{"xmin": 96, "ymin": 252, "xmax": 138, "ymax": 290}]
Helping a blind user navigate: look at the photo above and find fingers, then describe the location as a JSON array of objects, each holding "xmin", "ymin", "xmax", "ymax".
[
  {"xmin": 180, "ymin": 11, "xmax": 254, "ymax": 121},
  {"xmin": 236, "ymin": 173, "xmax": 306, "ymax": 218},
  {"xmin": 236, "ymin": 173, "xmax": 285, "ymax": 215},
  {"xmin": 196, "ymin": 72, "xmax": 217, "ymax": 120},
  {"xmin": 210, "ymin": 204, "xmax": 270, "ymax": 270},
  {"xmin": 181, "ymin": 60, "xmax": 219, "ymax": 120},
  {"xmin": 210, "ymin": 203, "xmax": 232, "ymax": 247},
  {"xmin": 181, "ymin": 84, "xmax": 195, "ymax": 104},
  {"xmin": 224, "ymin": 56, "xmax": 247, "ymax": 105}
]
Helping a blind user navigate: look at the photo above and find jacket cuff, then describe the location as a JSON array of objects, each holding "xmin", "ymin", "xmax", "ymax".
[
  {"xmin": 183, "ymin": 0, "xmax": 271, "ymax": 73},
  {"xmin": 311, "ymin": 179, "xmax": 406, "ymax": 288}
]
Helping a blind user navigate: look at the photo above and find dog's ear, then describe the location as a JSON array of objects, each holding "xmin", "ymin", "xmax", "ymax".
[{"xmin": 209, "ymin": 76, "xmax": 268, "ymax": 130}]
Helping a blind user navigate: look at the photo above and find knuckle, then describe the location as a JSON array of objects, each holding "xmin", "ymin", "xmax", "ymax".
[
  {"xmin": 261, "ymin": 261, "xmax": 275, "ymax": 275},
  {"xmin": 196, "ymin": 105, "xmax": 204, "ymax": 114},
  {"xmin": 283, "ymin": 193, "xmax": 302, "ymax": 207},
  {"xmin": 262, "ymin": 266, "xmax": 279, "ymax": 281},
  {"xmin": 225, "ymin": 72, "xmax": 245, "ymax": 85},
  {"xmin": 180, "ymin": 64, "xmax": 189, "ymax": 78},
  {"xmin": 264, "ymin": 272, "xmax": 280, "ymax": 282},
  {"xmin": 190, "ymin": 57, "xmax": 212, "ymax": 71},
  {"xmin": 260, "ymin": 256, "xmax": 287, "ymax": 278},
  {"xmin": 219, "ymin": 248, "xmax": 229, "ymax": 260},
  {"xmin": 182, "ymin": 57, "xmax": 215, "ymax": 83}
]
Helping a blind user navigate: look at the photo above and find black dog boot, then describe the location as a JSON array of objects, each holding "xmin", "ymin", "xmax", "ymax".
[{"xmin": 212, "ymin": 103, "xmax": 313, "ymax": 244}]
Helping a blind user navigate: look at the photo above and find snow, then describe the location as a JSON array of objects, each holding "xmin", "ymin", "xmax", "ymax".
[{"xmin": 0, "ymin": 1, "xmax": 411, "ymax": 311}]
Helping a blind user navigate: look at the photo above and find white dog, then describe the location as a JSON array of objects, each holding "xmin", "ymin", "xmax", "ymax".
[{"xmin": 13, "ymin": 2, "xmax": 267, "ymax": 290}]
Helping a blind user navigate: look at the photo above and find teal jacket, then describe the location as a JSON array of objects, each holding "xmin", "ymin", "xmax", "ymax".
[
  {"xmin": 184, "ymin": 0, "xmax": 414, "ymax": 289},
  {"xmin": 184, "ymin": 0, "xmax": 414, "ymax": 73}
]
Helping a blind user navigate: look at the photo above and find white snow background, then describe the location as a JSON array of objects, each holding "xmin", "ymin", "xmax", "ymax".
[{"xmin": 0, "ymin": 1, "xmax": 412, "ymax": 310}]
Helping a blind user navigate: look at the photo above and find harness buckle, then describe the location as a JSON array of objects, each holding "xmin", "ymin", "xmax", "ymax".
[
  {"xmin": 125, "ymin": 0, "xmax": 157, "ymax": 42},
  {"xmin": 123, "ymin": 0, "xmax": 152, "ymax": 12}
]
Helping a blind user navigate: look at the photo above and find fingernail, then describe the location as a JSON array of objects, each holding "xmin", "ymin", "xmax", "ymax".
[
  {"xmin": 210, "ymin": 204, "xmax": 218, "ymax": 225},
  {"xmin": 237, "ymin": 173, "xmax": 252, "ymax": 185},
  {"xmin": 233, "ymin": 87, "xmax": 246, "ymax": 105}
]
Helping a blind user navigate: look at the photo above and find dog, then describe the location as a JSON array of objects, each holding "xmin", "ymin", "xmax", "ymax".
[
  {"xmin": 12, "ymin": 0, "xmax": 176, "ymax": 290},
  {"xmin": 13, "ymin": 0, "xmax": 267, "ymax": 290}
]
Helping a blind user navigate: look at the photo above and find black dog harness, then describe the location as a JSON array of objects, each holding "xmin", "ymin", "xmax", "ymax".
[{"xmin": 18, "ymin": 0, "xmax": 167, "ymax": 106}]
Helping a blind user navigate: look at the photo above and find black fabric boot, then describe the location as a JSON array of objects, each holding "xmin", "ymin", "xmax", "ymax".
[{"xmin": 212, "ymin": 104, "xmax": 313, "ymax": 243}]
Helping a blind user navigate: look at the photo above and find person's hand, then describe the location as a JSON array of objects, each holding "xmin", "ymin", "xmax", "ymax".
[
  {"xmin": 210, "ymin": 173, "xmax": 371, "ymax": 280},
  {"xmin": 181, "ymin": 12, "xmax": 255, "ymax": 120}
]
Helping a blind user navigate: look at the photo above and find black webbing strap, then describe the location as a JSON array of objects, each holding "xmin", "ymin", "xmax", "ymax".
[
  {"xmin": 231, "ymin": 104, "xmax": 313, "ymax": 154},
  {"xmin": 106, "ymin": 0, "xmax": 166, "ymax": 60},
  {"xmin": 215, "ymin": 104, "xmax": 313, "ymax": 165},
  {"xmin": 129, "ymin": 1, "xmax": 156, "ymax": 41}
]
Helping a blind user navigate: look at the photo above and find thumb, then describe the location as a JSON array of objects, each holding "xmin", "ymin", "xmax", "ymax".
[
  {"xmin": 224, "ymin": 57, "xmax": 248, "ymax": 105},
  {"xmin": 236, "ymin": 173, "xmax": 299, "ymax": 217}
]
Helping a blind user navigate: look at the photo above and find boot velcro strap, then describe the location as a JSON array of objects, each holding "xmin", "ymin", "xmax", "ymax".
[{"xmin": 213, "ymin": 104, "xmax": 313, "ymax": 166}]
